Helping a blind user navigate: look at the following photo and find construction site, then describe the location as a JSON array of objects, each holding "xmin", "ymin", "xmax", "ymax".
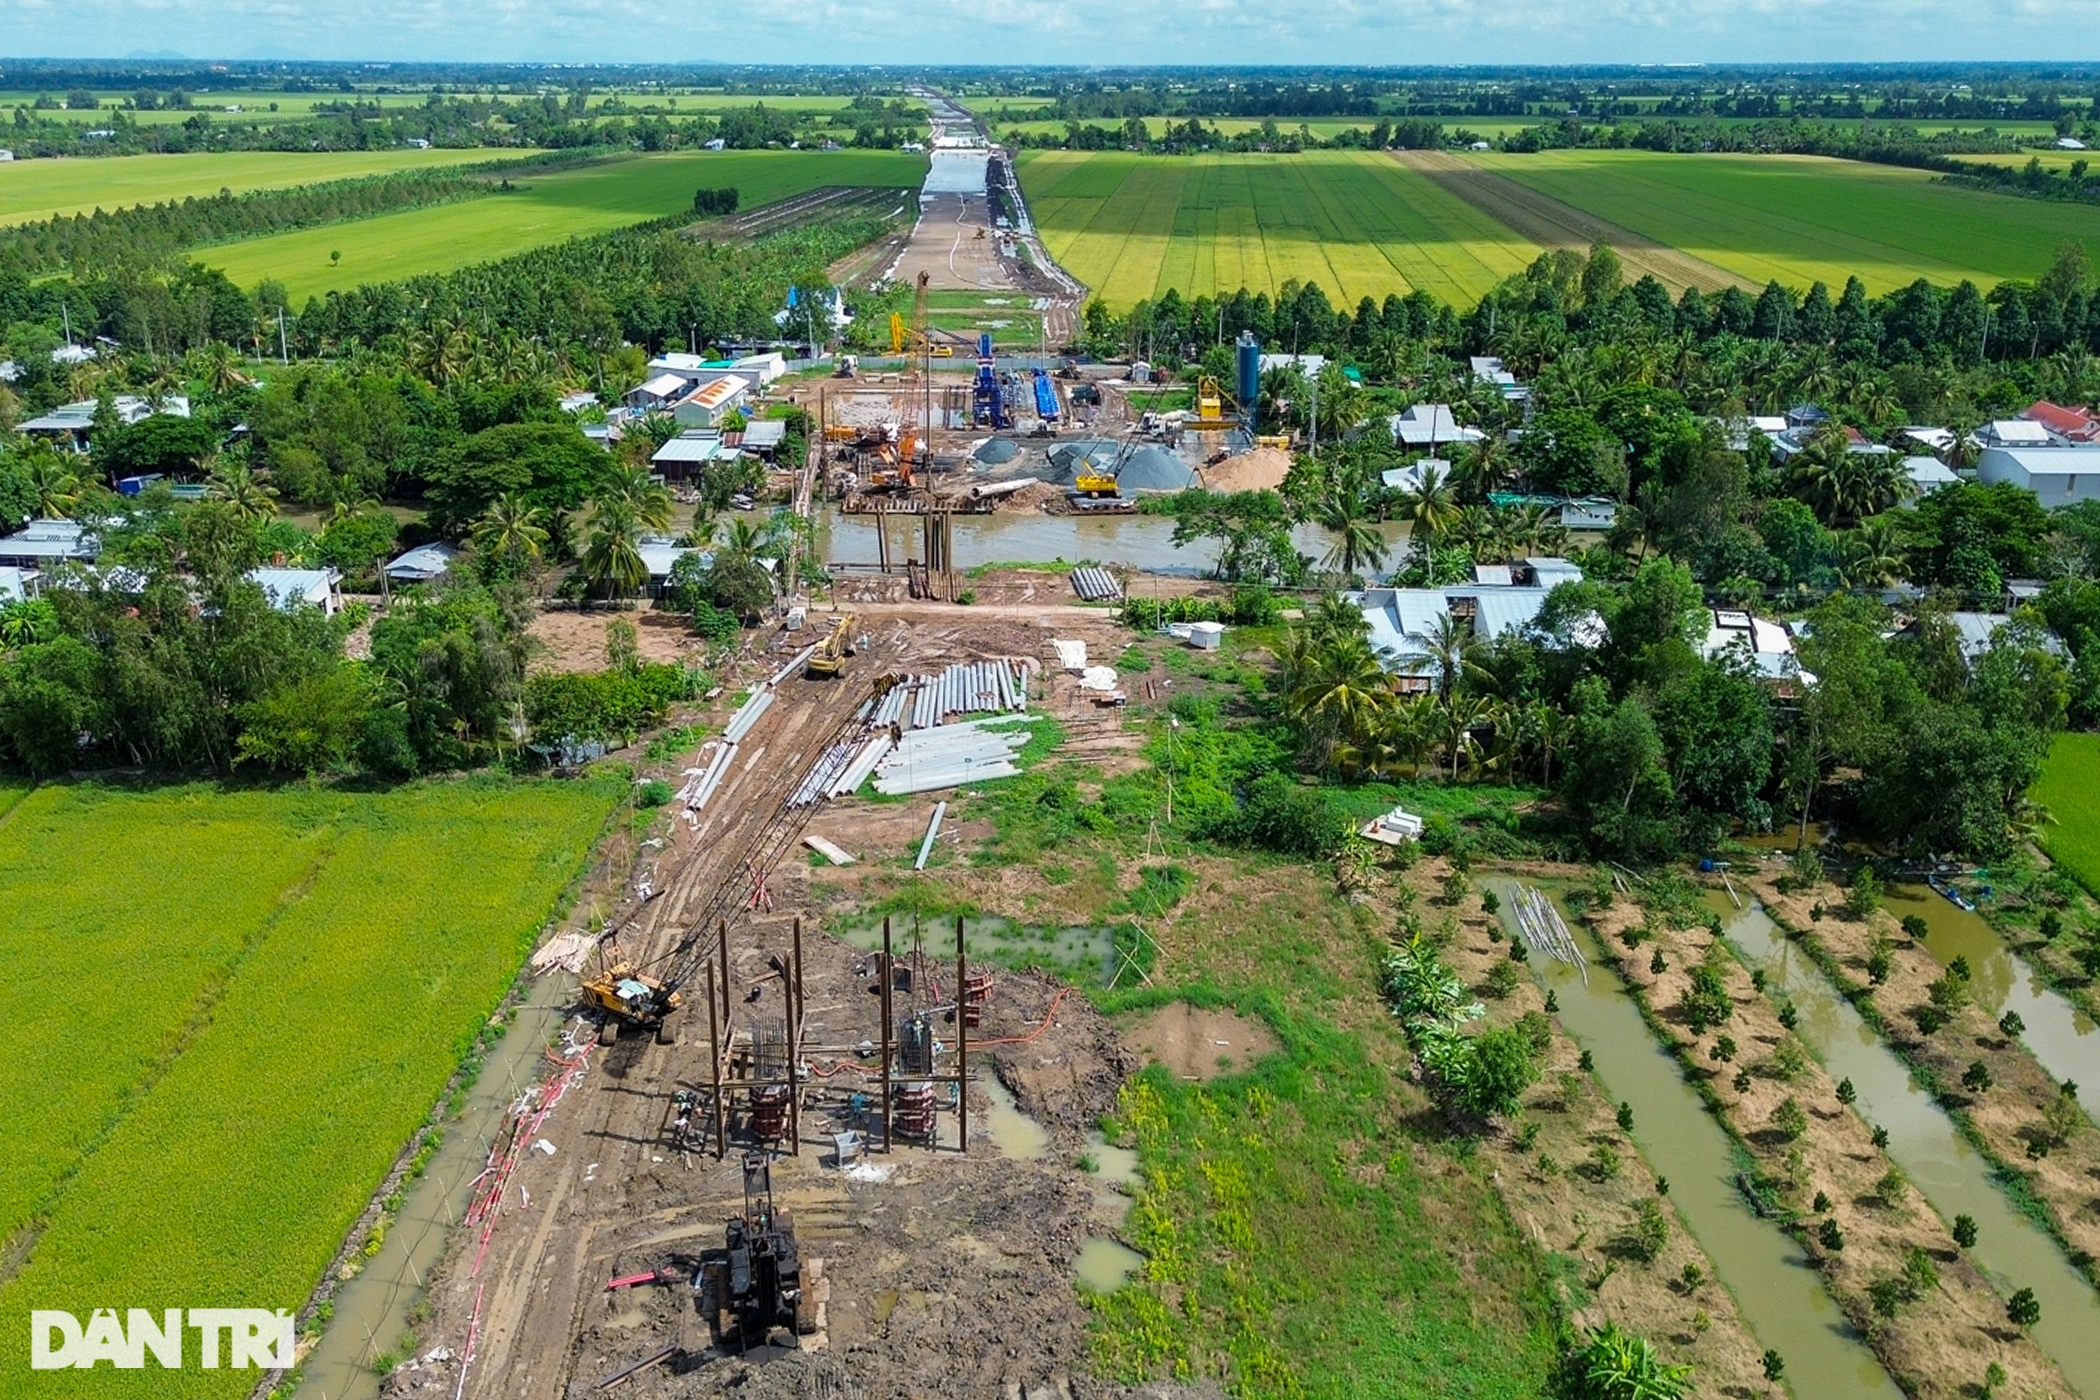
[{"xmin": 373, "ymin": 597, "xmax": 1217, "ymax": 1400}]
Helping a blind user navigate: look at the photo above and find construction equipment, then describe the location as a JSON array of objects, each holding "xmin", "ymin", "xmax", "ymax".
[
  {"xmin": 972, "ymin": 332, "xmax": 1010, "ymax": 429},
  {"xmin": 1182, "ymin": 374, "xmax": 1241, "ymax": 431},
  {"xmin": 700, "ymin": 1154, "xmax": 813, "ymax": 1351},
  {"xmin": 582, "ymin": 676, "xmax": 901, "ymax": 1042},
  {"xmin": 804, "ymin": 613, "xmax": 857, "ymax": 678},
  {"xmin": 889, "ymin": 311, "xmax": 906, "ymax": 355}
]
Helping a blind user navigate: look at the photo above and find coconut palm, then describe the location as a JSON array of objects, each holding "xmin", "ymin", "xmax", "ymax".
[
  {"xmin": 207, "ymin": 458, "xmax": 279, "ymax": 523},
  {"xmin": 1318, "ymin": 491, "xmax": 1389, "ymax": 581},
  {"xmin": 1397, "ymin": 462, "xmax": 1460, "ymax": 541},
  {"xmin": 1434, "ymin": 692, "xmax": 1496, "ymax": 782},
  {"xmin": 18, "ymin": 444, "xmax": 87, "ymax": 519},
  {"xmin": 577, "ymin": 496, "xmax": 648, "ymax": 603},
  {"xmin": 1289, "ymin": 633, "xmax": 1393, "ymax": 741},
  {"xmin": 1409, "ymin": 611, "xmax": 1495, "ymax": 706},
  {"xmin": 1451, "ymin": 435, "xmax": 1513, "ymax": 503},
  {"xmin": 598, "ymin": 465, "xmax": 675, "ymax": 536},
  {"xmin": 1838, "ymin": 516, "xmax": 1907, "ymax": 588},
  {"xmin": 471, "ymin": 493, "xmax": 549, "ymax": 570}
]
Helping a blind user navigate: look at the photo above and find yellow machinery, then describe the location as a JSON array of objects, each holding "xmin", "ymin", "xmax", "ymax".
[
  {"xmin": 1072, "ymin": 445, "xmax": 1128, "ymax": 499},
  {"xmin": 582, "ymin": 950, "xmax": 682, "ymax": 1045},
  {"xmin": 805, "ymin": 613, "xmax": 857, "ymax": 678},
  {"xmin": 889, "ymin": 312, "xmax": 907, "ymax": 355},
  {"xmin": 1183, "ymin": 375, "xmax": 1240, "ymax": 431}
]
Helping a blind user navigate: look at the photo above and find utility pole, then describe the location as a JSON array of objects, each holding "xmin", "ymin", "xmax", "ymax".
[{"xmin": 277, "ymin": 309, "xmax": 289, "ymax": 366}]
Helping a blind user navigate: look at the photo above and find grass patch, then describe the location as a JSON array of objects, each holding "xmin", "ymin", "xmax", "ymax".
[
  {"xmin": 205, "ymin": 149, "xmax": 927, "ymax": 297},
  {"xmin": 0, "ymin": 775, "xmax": 620, "ymax": 1398},
  {"xmin": 2035, "ymin": 732, "xmax": 2100, "ymax": 899},
  {"xmin": 1480, "ymin": 149, "xmax": 2100, "ymax": 293},
  {"xmin": 1089, "ymin": 993, "xmax": 1562, "ymax": 1397},
  {"xmin": 1017, "ymin": 149, "xmax": 1538, "ymax": 309},
  {"xmin": 0, "ymin": 147, "xmax": 510, "ymax": 225}
]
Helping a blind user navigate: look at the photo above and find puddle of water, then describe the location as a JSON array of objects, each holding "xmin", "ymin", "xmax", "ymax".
[
  {"xmin": 1075, "ymin": 1236, "xmax": 1145, "ymax": 1292},
  {"xmin": 1491, "ymin": 881, "xmax": 1902, "ymax": 1399},
  {"xmin": 978, "ymin": 1073, "xmax": 1047, "ymax": 1160},
  {"xmin": 1084, "ymin": 1130, "xmax": 1139, "ymax": 1227},
  {"xmin": 832, "ymin": 913, "xmax": 1120, "ymax": 989},
  {"xmin": 295, "ymin": 975, "xmax": 581, "ymax": 1400},
  {"xmin": 1722, "ymin": 901, "xmax": 2100, "ymax": 1396},
  {"xmin": 1887, "ymin": 885, "xmax": 2100, "ymax": 1098}
]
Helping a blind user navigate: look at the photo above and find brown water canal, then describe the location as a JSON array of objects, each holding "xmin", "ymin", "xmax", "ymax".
[
  {"xmin": 1492, "ymin": 881, "xmax": 1901, "ymax": 1399},
  {"xmin": 1719, "ymin": 898, "xmax": 2100, "ymax": 1396}
]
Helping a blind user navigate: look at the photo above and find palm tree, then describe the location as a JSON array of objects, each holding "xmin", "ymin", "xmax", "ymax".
[
  {"xmin": 1410, "ymin": 611, "xmax": 1494, "ymax": 706},
  {"xmin": 207, "ymin": 459, "xmax": 278, "ymax": 524},
  {"xmin": 599, "ymin": 466, "xmax": 675, "ymax": 536},
  {"xmin": 1397, "ymin": 462, "xmax": 1460, "ymax": 542},
  {"xmin": 1451, "ymin": 436, "xmax": 1513, "ymax": 504},
  {"xmin": 1838, "ymin": 515, "xmax": 1907, "ymax": 588},
  {"xmin": 1434, "ymin": 692, "xmax": 1495, "ymax": 782},
  {"xmin": 720, "ymin": 517, "xmax": 767, "ymax": 564},
  {"xmin": 19, "ymin": 445, "xmax": 87, "ymax": 519},
  {"xmin": 577, "ymin": 497, "xmax": 648, "ymax": 604},
  {"xmin": 1318, "ymin": 491, "xmax": 1389, "ymax": 581},
  {"xmin": 471, "ymin": 493, "xmax": 549, "ymax": 570}
]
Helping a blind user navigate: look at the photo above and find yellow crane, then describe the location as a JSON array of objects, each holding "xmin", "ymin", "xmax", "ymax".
[{"xmin": 805, "ymin": 613, "xmax": 857, "ymax": 678}]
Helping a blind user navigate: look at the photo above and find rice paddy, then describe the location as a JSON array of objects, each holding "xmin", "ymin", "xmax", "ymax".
[
  {"xmin": 0, "ymin": 777, "xmax": 617, "ymax": 1400},
  {"xmin": 2035, "ymin": 733, "xmax": 2100, "ymax": 899},
  {"xmin": 203, "ymin": 148, "xmax": 927, "ymax": 298},
  {"xmin": 1016, "ymin": 149, "xmax": 1539, "ymax": 310},
  {"xmin": 0, "ymin": 147, "xmax": 509, "ymax": 225},
  {"xmin": 1475, "ymin": 149, "xmax": 2100, "ymax": 293}
]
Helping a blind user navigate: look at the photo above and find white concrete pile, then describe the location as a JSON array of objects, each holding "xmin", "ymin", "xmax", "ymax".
[
  {"xmin": 870, "ymin": 717, "xmax": 1035, "ymax": 796},
  {"xmin": 1070, "ymin": 565, "xmax": 1122, "ymax": 602},
  {"xmin": 722, "ymin": 689, "xmax": 774, "ymax": 743},
  {"xmin": 680, "ymin": 741, "xmax": 737, "ymax": 811},
  {"xmin": 789, "ymin": 740, "xmax": 864, "ymax": 807}
]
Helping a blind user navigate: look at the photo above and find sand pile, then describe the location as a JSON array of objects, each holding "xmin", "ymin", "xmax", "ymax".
[{"xmin": 1200, "ymin": 445, "xmax": 1294, "ymax": 493}]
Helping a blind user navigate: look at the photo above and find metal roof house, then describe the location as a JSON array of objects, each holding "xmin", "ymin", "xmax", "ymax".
[
  {"xmin": 1470, "ymin": 356, "xmax": 1528, "ymax": 402},
  {"xmin": 18, "ymin": 395, "xmax": 189, "ymax": 452},
  {"xmin": 625, "ymin": 373, "xmax": 691, "ymax": 413},
  {"xmin": 385, "ymin": 542, "xmax": 460, "ymax": 584},
  {"xmin": 671, "ymin": 375, "xmax": 751, "ymax": 429},
  {"xmin": 1978, "ymin": 446, "xmax": 2100, "ymax": 504},
  {"xmin": 650, "ymin": 431, "xmax": 740, "ymax": 482},
  {"xmin": 247, "ymin": 567, "xmax": 342, "ymax": 615},
  {"xmin": 1904, "ymin": 611, "xmax": 2068, "ymax": 665},
  {"xmin": 1702, "ymin": 609, "xmax": 1811, "ymax": 690},
  {"xmin": 1901, "ymin": 456, "xmax": 1961, "ymax": 497},
  {"xmin": 0, "ymin": 519, "xmax": 99, "ymax": 568},
  {"xmin": 1351, "ymin": 558, "xmax": 1583, "ymax": 690},
  {"xmin": 1388, "ymin": 404, "xmax": 1484, "ymax": 449},
  {"xmin": 0, "ymin": 566, "xmax": 38, "ymax": 602}
]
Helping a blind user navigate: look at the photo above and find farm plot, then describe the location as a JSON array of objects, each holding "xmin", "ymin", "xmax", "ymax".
[
  {"xmin": 1476, "ymin": 149, "xmax": 2100, "ymax": 293},
  {"xmin": 0, "ymin": 777, "xmax": 616, "ymax": 1400},
  {"xmin": 0, "ymin": 147, "xmax": 508, "ymax": 225},
  {"xmin": 1017, "ymin": 150, "xmax": 1537, "ymax": 309},
  {"xmin": 2035, "ymin": 732, "xmax": 2100, "ymax": 897},
  {"xmin": 205, "ymin": 148, "xmax": 928, "ymax": 298}
]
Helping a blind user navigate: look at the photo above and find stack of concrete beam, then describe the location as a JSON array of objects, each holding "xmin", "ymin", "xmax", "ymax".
[
  {"xmin": 681, "ymin": 741, "xmax": 738, "ymax": 811},
  {"xmin": 870, "ymin": 718, "xmax": 1034, "ymax": 796},
  {"xmin": 1070, "ymin": 565, "xmax": 1122, "ymax": 602},
  {"xmin": 723, "ymin": 688, "xmax": 774, "ymax": 743}
]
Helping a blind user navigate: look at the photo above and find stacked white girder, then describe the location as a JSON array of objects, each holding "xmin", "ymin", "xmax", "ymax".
[
  {"xmin": 871, "ymin": 717, "xmax": 1034, "ymax": 796},
  {"xmin": 723, "ymin": 689, "xmax": 774, "ymax": 742},
  {"xmin": 686, "ymin": 741, "xmax": 737, "ymax": 811}
]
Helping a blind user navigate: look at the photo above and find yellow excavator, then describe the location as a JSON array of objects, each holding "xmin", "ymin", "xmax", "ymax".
[{"xmin": 805, "ymin": 613, "xmax": 857, "ymax": 678}]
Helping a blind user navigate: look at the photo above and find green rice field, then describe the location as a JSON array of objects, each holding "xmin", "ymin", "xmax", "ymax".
[
  {"xmin": 0, "ymin": 777, "xmax": 617, "ymax": 1399},
  {"xmin": 204, "ymin": 148, "xmax": 927, "ymax": 298},
  {"xmin": 2035, "ymin": 733, "xmax": 2100, "ymax": 897},
  {"xmin": 1478, "ymin": 149, "xmax": 2100, "ymax": 293},
  {"xmin": 0, "ymin": 147, "xmax": 511, "ymax": 225},
  {"xmin": 1017, "ymin": 149, "xmax": 1539, "ymax": 309}
]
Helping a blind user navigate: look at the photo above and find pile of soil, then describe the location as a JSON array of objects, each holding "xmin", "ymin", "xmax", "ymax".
[{"xmin": 1198, "ymin": 446, "xmax": 1293, "ymax": 494}]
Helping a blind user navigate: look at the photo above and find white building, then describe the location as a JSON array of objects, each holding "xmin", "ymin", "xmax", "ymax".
[
  {"xmin": 1469, "ymin": 356, "xmax": 1528, "ymax": 402},
  {"xmin": 1702, "ymin": 608, "xmax": 1810, "ymax": 689},
  {"xmin": 247, "ymin": 567, "xmax": 342, "ymax": 615},
  {"xmin": 1352, "ymin": 558, "xmax": 1583, "ymax": 689},
  {"xmin": 1973, "ymin": 419, "xmax": 2058, "ymax": 450},
  {"xmin": 0, "ymin": 520, "xmax": 98, "ymax": 568},
  {"xmin": 1901, "ymin": 456, "xmax": 1961, "ymax": 497},
  {"xmin": 18, "ymin": 395, "xmax": 190, "ymax": 452},
  {"xmin": 1388, "ymin": 404, "xmax": 1484, "ymax": 450},
  {"xmin": 0, "ymin": 566, "xmax": 39, "ymax": 601},
  {"xmin": 1978, "ymin": 446, "xmax": 2100, "ymax": 504},
  {"xmin": 385, "ymin": 542, "xmax": 459, "ymax": 584}
]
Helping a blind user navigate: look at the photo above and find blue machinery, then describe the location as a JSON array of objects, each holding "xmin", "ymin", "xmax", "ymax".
[
  {"xmin": 972, "ymin": 333, "xmax": 1011, "ymax": 429},
  {"xmin": 1032, "ymin": 369, "xmax": 1060, "ymax": 421}
]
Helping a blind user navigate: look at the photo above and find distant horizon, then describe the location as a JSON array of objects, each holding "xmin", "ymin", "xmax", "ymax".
[
  {"xmin": 2, "ymin": 0, "xmax": 2099, "ymax": 70},
  {"xmin": 2, "ymin": 57, "xmax": 2100, "ymax": 74}
]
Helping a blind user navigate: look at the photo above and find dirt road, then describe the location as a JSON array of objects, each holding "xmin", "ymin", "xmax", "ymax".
[
  {"xmin": 397, "ymin": 613, "xmax": 1202, "ymax": 1400},
  {"xmin": 1392, "ymin": 149, "xmax": 1756, "ymax": 294}
]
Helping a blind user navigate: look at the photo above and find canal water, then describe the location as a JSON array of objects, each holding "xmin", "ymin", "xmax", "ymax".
[
  {"xmin": 294, "ymin": 974, "xmax": 582, "ymax": 1400},
  {"xmin": 1887, "ymin": 884, "xmax": 2100, "ymax": 1111},
  {"xmin": 1493, "ymin": 881, "xmax": 1902, "ymax": 1399},
  {"xmin": 815, "ymin": 504, "xmax": 1408, "ymax": 577},
  {"xmin": 1720, "ymin": 899, "xmax": 2100, "ymax": 1396}
]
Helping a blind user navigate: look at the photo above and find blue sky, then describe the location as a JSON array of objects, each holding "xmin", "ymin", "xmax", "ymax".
[{"xmin": 2, "ymin": 0, "xmax": 2097, "ymax": 65}]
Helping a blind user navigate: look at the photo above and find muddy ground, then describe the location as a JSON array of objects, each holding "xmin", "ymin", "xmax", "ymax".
[{"xmin": 393, "ymin": 606, "xmax": 1217, "ymax": 1400}]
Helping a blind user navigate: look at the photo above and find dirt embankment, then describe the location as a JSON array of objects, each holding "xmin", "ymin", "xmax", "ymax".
[
  {"xmin": 1391, "ymin": 149, "xmax": 1756, "ymax": 295},
  {"xmin": 1586, "ymin": 893, "xmax": 2065, "ymax": 1400},
  {"xmin": 1384, "ymin": 865, "xmax": 1773, "ymax": 1397},
  {"xmin": 1752, "ymin": 873, "xmax": 2100, "ymax": 1290}
]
